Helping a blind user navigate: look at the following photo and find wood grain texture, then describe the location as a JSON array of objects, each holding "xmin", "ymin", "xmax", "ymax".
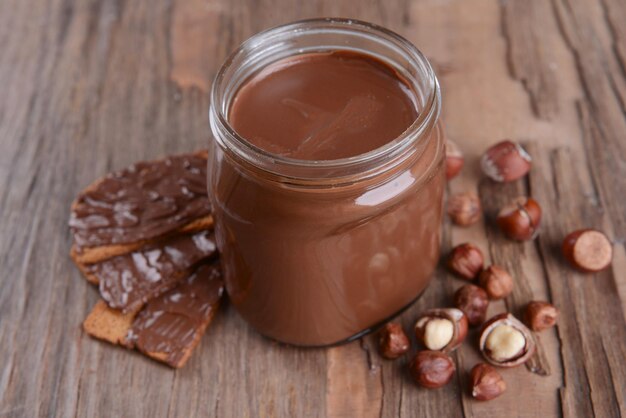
[{"xmin": 0, "ymin": 0, "xmax": 624, "ymax": 417}]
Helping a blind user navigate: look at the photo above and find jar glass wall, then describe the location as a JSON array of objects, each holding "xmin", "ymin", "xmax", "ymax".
[{"xmin": 209, "ymin": 18, "xmax": 444, "ymax": 346}]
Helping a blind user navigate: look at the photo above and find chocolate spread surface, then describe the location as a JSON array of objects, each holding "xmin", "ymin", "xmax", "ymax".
[
  {"xmin": 90, "ymin": 230, "xmax": 217, "ymax": 313},
  {"xmin": 70, "ymin": 153, "xmax": 210, "ymax": 249},
  {"xmin": 125, "ymin": 262, "xmax": 224, "ymax": 366},
  {"xmin": 229, "ymin": 51, "xmax": 418, "ymax": 160}
]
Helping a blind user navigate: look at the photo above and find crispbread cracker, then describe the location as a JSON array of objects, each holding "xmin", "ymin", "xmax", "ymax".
[
  {"xmin": 83, "ymin": 301, "xmax": 136, "ymax": 345},
  {"xmin": 74, "ymin": 230, "xmax": 217, "ymax": 313},
  {"xmin": 70, "ymin": 150, "xmax": 213, "ymax": 264},
  {"xmin": 70, "ymin": 215, "xmax": 214, "ymax": 265},
  {"xmin": 82, "ymin": 262, "xmax": 223, "ymax": 368}
]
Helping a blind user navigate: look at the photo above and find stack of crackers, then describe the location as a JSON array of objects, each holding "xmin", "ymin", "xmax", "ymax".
[{"xmin": 69, "ymin": 151, "xmax": 224, "ymax": 368}]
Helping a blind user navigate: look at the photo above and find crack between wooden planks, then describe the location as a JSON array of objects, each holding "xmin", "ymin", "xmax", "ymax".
[
  {"xmin": 73, "ymin": 367, "xmax": 84, "ymax": 418},
  {"xmin": 165, "ymin": 373, "xmax": 178, "ymax": 418},
  {"xmin": 401, "ymin": 0, "xmax": 410, "ymax": 26},
  {"xmin": 18, "ymin": 201, "xmax": 44, "ymax": 322},
  {"xmin": 557, "ymin": 270, "xmax": 597, "ymax": 418},
  {"xmin": 598, "ymin": 0, "xmax": 626, "ymax": 80},
  {"xmin": 213, "ymin": 395, "xmax": 220, "ymax": 418},
  {"xmin": 599, "ymin": 339, "xmax": 622, "ymax": 417},
  {"xmin": 164, "ymin": 0, "xmax": 175, "ymax": 87},
  {"xmin": 599, "ymin": 6, "xmax": 626, "ymax": 115},
  {"xmin": 500, "ymin": 1, "xmax": 558, "ymax": 120},
  {"xmin": 56, "ymin": 0, "xmax": 74, "ymax": 45},
  {"xmin": 547, "ymin": 150, "xmax": 562, "ymax": 208},
  {"xmin": 552, "ymin": 0, "xmax": 626, "ymax": 137},
  {"xmin": 574, "ymin": 102, "xmax": 604, "ymax": 210},
  {"xmin": 453, "ymin": 351, "xmax": 469, "ymax": 418}
]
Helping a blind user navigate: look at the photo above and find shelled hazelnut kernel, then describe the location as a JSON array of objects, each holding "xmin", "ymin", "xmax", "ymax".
[
  {"xmin": 562, "ymin": 229, "xmax": 613, "ymax": 272},
  {"xmin": 409, "ymin": 351, "xmax": 456, "ymax": 389},
  {"xmin": 479, "ymin": 265, "xmax": 514, "ymax": 300},
  {"xmin": 447, "ymin": 192, "xmax": 482, "ymax": 226},
  {"xmin": 415, "ymin": 308, "xmax": 468, "ymax": 352},
  {"xmin": 524, "ymin": 301, "xmax": 559, "ymax": 332},
  {"xmin": 480, "ymin": 140, "xmax": 531, "ymax": 182},
  {"xmin": 479, "ymin": 313, "xmax": 535, "ymax": 367},
  {"xmin": 496, "ymin": 197, "xmax": 542, "ymax": 241},
  {"xmin": 454, "ymin": 284, "xmax": 489, "ymax": 326},
  {"xmin": 447, "ymin": 243, "xmax": 484, "ymax": 280}
]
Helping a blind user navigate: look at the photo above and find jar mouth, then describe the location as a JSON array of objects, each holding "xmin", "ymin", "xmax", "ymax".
[{"xmin": 210, "ymin": 18, "xmax": 441, "ymax": 184}]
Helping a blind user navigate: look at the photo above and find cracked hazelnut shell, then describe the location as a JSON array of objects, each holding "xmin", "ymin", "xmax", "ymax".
[
  {"xmin": 479, "ymin": 313, "xmax": 535, "ymax": 368},
  {"xmin": 415, "ymin": 308, "xmax": 468, "ymax": 352}
]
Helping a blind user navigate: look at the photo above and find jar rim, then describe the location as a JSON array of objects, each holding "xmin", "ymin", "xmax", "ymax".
[{"xmin": 209, "ymin": 17, "xmax": 441, "ymax": 184}]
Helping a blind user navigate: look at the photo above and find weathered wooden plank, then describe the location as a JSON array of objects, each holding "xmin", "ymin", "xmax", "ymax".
[
  {"xmin": 528, "ymin": 143, "xmax": 626, "ymax": 418},
  {"xmin": 502, "ymin": 0, "xmax": 559, "ymax": 119},
  {"xmin": 0, "ymin": 0, "xmax": 625, "ymax": 416}
]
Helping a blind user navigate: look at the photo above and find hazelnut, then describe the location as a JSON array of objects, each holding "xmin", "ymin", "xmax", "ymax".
[
  {"xmin": 445, "ymin": 139, "xmax": 464, "ymax": 180},
  {"xmin": 378, "ymin": 323, "xmax": 410, "ymax": 359},
  {"xmin": 479, "ymin": 265, "xmax": 514, "ymax": 300},
  {"xmin": 524, "ymin": 301, "xmax": 558, "ymax": 332},
  {"xmin": 454, "ymin": 284, "xmax": 489, "ymax": 326},
  {"xmin": 415, "ymin": 308, "xmax": 468, "ymax": 352},
  {"xmin": 447, "ymin": 243, "xmax": 484, "ymax": 280},
  {"xmin": 480, "ymin": 140, "xmax": 531, "ymax": 182},
  {"xmin": 496, "ymin": 197, "xmax": 542, "ymax": 241},
  {"xmin": 409, "ymin": 350, "xmax": 456, "ymax": 389},
  {"xmin": 562, "ymin": 229, "xmax": 613, "ymax": 272},
  {"xmin": 479, "ymin": 313, "xmax": 535, "ymax": 367},
  {"xmin": 447, "ymin": 192, "xmax": 482, "ymax": 226},
  {"xmin": 469, "ymin": 363, "xmax": 506, "ymax": 401}
]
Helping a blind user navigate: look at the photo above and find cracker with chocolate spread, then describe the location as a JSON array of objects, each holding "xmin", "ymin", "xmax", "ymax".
[
  {"xmin": 69, "ymin": 151, "xmax": 213, "ymax": 265},
  {"xmin": 77, "ymin": 230, "xmax": 217, "ymax": 314},
  {"xmin": 83, "ymin": 262, "xmax": 224, "ymax": 368}
]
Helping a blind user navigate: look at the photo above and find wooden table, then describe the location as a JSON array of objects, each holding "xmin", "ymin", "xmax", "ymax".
[{"xmin": 1, "ymin": 0, "xmax": 625, "ymax": 416}]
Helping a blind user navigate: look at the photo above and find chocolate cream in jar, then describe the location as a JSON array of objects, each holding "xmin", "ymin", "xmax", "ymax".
[{"xmin": 209, "ymin": 18, "xmax": 444, "ymax": 346}]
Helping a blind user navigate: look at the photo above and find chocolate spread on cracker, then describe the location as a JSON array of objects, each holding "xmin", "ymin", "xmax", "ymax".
[
  {"xmin": 70, "ymin": 152, "xmax": 210, "ymax": 250},
  {"xmin": 89, "ymin": 230, "xmax": 217, "ymax": 313},
  {"xmin": 124, "ymin": 262, "xmax": 223, "ymax": 367}
]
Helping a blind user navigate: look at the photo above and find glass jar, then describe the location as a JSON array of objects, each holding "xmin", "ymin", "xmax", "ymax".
[{"xmin": 208, "ymin": 18, "xmax": 444, "ymax": 346}]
